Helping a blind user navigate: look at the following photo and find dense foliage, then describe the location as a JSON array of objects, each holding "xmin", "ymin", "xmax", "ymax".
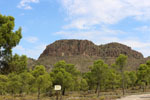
[
  {"xmin": 0, "ymin": 14, "xmax": 22, "ymax": 74},
  {"xmin": 1, "ymin": 55, "xmax": 150, "ymax": 99}
]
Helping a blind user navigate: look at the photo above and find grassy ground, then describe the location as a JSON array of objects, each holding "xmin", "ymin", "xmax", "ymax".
[{"xmin": 0, "ymin": 89, "xmax": 150, "ymax": 100}]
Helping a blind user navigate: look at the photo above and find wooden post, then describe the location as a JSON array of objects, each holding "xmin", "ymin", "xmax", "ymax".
[
  {"xmin": 56, "ymin": 91, "xmax": 59, "ymax": 100},
  {"xmin": 54, "ymin": 85, "xmax": 61, "ymax": 100}
]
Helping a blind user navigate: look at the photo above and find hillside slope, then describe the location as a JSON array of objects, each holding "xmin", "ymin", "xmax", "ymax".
[{"xmin": 36, "ymin": 39, "xmax": 147, "ymax": 72}]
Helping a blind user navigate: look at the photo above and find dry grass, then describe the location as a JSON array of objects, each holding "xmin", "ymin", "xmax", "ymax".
[{"xmin": 1, "ymin": 89, "xmax": 150, "ymax": 100}]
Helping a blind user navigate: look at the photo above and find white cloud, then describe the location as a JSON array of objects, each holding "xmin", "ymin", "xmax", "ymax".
[
  {"xmin": 56, "ymin": 28, "xmax": 150, "ymax": 57},
  {"xmin": 13, "ymin": 44, "xmax": 46, "ymax": 59},
  {"xmin": 17, "ymin": 0, "xmax": 39, "ymax": 10},
  {"xmin": 57, "ymin": 27, "xmax": 123, "ymax": 38},
  {"xmin": 120, "ymin": 40, "xmax": 150, "ymax": 57},
  {"xmin": 60, "ymin": 0, "xmax": 150, "ymax": 29},
  {"xmin": 56, "ymin": 26, "xmax": 125, "ymax": 43},
  {"xmin": 56, "ymin": 0, "xmax": 150, "ymax": 57},
  {"xmin": 14, "ymin": 45, "xmax": 25, "ymax": 51},
  {"xmin": 135, "ymin": 25, "xmax": 150, "ymax": 32},
  {"xmin": 25, "ymin": 36, "xmax": 39, "ymax": 43}
]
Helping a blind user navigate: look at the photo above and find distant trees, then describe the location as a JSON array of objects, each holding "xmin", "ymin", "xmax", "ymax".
[{"xmin": 1, "ymin": 51, "xmax": 150, "ymax": 99}]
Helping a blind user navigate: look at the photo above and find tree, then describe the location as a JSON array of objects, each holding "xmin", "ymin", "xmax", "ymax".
[
  {"xmin": 36, "ymin": 74, "xmax": 51, "ymax": 100},
  {"xmin": 32, "ymin": 65, "xmax": 52, "ymax": 100},
  {"xmin": 0, "ymin": 74, "xmax": 8, "ymax": 95},
  {"xmin": 0, "ymin": 14, "xmax": 22, "ymax": 73},
  {"xmin": 80, "ymin": 78, "xmax": 89, "ymax": 91},
  {"xmin": 128, "ymin": 71, "xmax": 137, "ymax": 89},
  {"xmin": 50, "ymin": 67, "xmax": 74, "ymax": 95},
  {"xmin": 124, "ymin": 71, "xmax": 132, "ymax": 89},
  {"xmin": 107, "ymin": 68, "xmax": 121, "ymax": 91},
  {"xmin": 52, "ymin": 61, "xmax": 80, "ymax": 94},
  {"xmin": 7, "ymin": 54, "xmax": 27, "ymax": 74},
  {"xmin": 115, "ymin": 54, "xmax": 127, "ymax": 95},
  {"xmin": 137, "ymin": 64, "xmax": 150, "ymax": 92},
  {"xmin": 19, "ymin": 71, "xmax": 34, "ymax": 95},
  {"xmin": 7, "ymin": 73, "xmax": 22, "ymax": 95},
  {"xmin": 90, "ymin": 59, "xmax": 109, "ymax": 97},
  {"xmin": 83, "ymin": 72, "xmax": 96, "ymax": 90},
  {"xmin": 54, "ymin": 60, "xmax": 80, "ymax": 76}
]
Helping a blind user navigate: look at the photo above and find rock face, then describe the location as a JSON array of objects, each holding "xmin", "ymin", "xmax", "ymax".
[
  {"xmin": 38, "ymin": 39, "xmax": 146, "ymax": 72},
  {"xmin": 39, "ymin": 40, "xmax": 143, "ymax": 59}
]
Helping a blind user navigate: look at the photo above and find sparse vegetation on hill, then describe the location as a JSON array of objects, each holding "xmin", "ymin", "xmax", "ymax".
[{"xmin": 37, "ymin": 39, "xmax": 147, "ymax": 72}]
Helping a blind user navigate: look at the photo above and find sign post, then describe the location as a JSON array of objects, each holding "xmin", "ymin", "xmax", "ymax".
[{"xmin": 54, "ymin": 85, "xmax": 61, "ymax": 100}]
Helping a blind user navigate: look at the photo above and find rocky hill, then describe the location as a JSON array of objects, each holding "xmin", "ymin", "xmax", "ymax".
[{"xmin": 36, "ymin": 39, "xmax": 147, "ymax": 72}]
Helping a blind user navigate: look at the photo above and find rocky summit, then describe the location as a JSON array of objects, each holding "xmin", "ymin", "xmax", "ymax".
[{"xmin": 35, "ymin": 39, "xmax": 147, "ymax": 72}]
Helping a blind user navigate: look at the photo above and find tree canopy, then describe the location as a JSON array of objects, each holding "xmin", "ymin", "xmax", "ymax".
[{"xmin": 0, "ymin": 14, "xmax": 22, "ymax": 73}]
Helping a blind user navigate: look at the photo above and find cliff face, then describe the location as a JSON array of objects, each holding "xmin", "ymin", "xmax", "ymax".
[
  {"xmin": 39, "ymin": 40, "xmax": 143, "ymax": 59},
  {"xmin": 37, "ymin": 39, "xmax": 145, "ymax": 72},
  {"xmin": 99, "ymin": 43, "xmax": 143, "ymax": 59},
  {"xmin": 39, "ymin": 40, "xmax": 98, "ymax": 57}
]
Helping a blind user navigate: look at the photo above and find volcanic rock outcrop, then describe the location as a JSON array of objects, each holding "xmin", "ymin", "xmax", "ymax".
[{"xmin": 36, "ymin": 39, "xmax": 147, "ymax": 72}]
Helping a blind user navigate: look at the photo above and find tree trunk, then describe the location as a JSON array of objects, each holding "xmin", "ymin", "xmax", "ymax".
[
  {"xmin": 95, "ymin": 83, "xmax": 98, "ymax": 93},
  {"xmin": 19, "ymin": 89, "xmax": 23, "ymax": 97},
  {"xmin": 112, "ymin": 83, "xmax": 115, "ymax": 91},
  {"xmin": 121, "ymin": 71, "xmax": 125, "ymax": 95},
  {"xmin": 49, "ymin": 89, "xmax": 52, "ymax": 97},
  {"xmin": 37, "ymin": 87, "xmax": 40, "ymax": 100},
  {"xmin": 56, "ymin": 91, "xmax": 59, "ymax": 100},
  {"xmin": 132, "ymin": 84, "xmax": 134, "ymax": 90},
  {"xmin": 97, "ymin": 81, "xmax": 100, "ymax": 97},
  {"xmin": 62, "ymin": 88, "xmax": 65, "ymax": 95}
]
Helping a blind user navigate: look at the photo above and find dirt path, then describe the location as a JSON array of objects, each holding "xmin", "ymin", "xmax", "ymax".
[{"xmin": 116, "ymin": 94, "xmax": 150, "ymax": 100}]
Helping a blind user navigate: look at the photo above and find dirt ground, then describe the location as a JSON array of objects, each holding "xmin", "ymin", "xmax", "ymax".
[{"xmin": 116, "ymin": 94, "xmax": 150, "ymax": 100}]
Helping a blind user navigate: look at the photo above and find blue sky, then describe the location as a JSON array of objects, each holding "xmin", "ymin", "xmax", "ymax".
[{"xmin": 1, "ymin": 0, "xmax": 150, "ymax": 59}]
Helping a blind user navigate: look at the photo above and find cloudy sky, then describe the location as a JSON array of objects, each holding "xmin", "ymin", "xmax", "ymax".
[{"xmin": 1, "ymin": 0, "xmax": 150, "ymax": 59}]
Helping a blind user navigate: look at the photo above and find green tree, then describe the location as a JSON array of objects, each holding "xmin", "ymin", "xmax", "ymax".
[
  {"xmin": 83, "ymin": 72, "xmax": 96, "ymax": 90},
  {"xmin": 50, "ymin": 67, "xmax": 74, "ymax": 95},
  {"xmin": 7, "ymin": 73, "xmax": 22, "ymax": 95},
  {"xmin": 0, "ymin": 14, "xmax": 22, "ymax": 73},
  {"xmin": 124, "ymin": 71, "xmax": 132, "ymax": 89},
  {"xmin": 137, "ymin": 64, "xmax": 150, "ymax": 92},
  {"xmin": 54, "ymin": 60, "xmax": 80, "ymax": 76},
  {"xmin": 19, "ymin": 71, "xmax": 34, "ymax": 95},
  {"xmin": 32, "ymin": 65, "xmax": 52, "ymax": 100},
  {"xmin": 8, "ymin": 54, "xmax": 27, "ymax": 74},
  {"xmin": 52, "ymin": 61, "xmax": 80, "ymax": 94},
  {"xmin": 107, "ymin": 68, "xmax": 121, "ymax": 91},
  {"xmin": 80, "ymin": 78, "xmax": 89, "ymax": 91},
  {"xmin": 115, "ymin": 54, "xmax": 127, "ymax": 95},
  {"xmin": 91, "ymin": 59, "xmax": 109, "ymax": 97},
  {"xmin": 128, "ymin": 71, "xmax": 137, "ymax": 89},
  {"xmin": 0, "ymin": 74, "xmax": 8, "ymax": 95}
]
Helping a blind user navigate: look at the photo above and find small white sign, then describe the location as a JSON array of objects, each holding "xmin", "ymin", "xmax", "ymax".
[{"xmin": 54, "ymin": 85, "xmax": 61, "ymax": 90}]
